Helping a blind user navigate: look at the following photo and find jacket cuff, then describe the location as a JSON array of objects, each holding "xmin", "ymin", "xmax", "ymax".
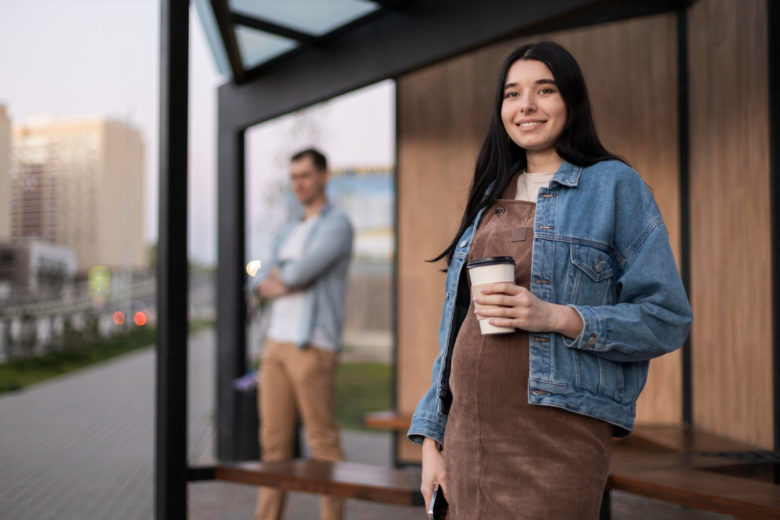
[
  {"xmin": 407, "ymin": 411, "xmax": 447, "ymax": 447},
  {"xmin": 562, "ymin": 305, "xmax": 606, "ymax": 352}
]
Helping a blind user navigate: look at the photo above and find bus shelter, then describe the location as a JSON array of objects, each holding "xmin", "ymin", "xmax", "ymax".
[{"xmin": 156, "ymin": 0, "xmax": 780, "ymax": 517}]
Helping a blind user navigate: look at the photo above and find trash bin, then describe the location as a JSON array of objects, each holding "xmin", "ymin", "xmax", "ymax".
[
  {"xmin": 234, "ymin": 370, "xmax": 260, "ymax": 460},
  {"xmin": 232, "ymin": 370, "xmax": 302, "ymax": 461}
]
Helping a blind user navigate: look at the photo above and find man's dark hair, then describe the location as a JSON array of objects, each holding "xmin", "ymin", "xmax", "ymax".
[{"xmin": 291, "ymin": 148, "xmax": 328, "ymax": 171}]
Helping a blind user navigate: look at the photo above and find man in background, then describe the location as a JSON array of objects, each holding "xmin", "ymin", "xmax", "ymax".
[{"xmin": 253, "ymin": 148, "xmax": 354, "ymax": 520}]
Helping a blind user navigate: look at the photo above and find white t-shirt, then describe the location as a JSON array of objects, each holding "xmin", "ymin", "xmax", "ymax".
[
  {"xmin": 515, "ymin": 170, "xmax": 556, "ymax": 202},
  {"xmin": 267, "ymin": 215, "xmax": 335, "ymax": 349}
]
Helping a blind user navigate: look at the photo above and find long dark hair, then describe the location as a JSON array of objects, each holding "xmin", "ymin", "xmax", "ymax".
[{"xmin": 433, "ymin": 40, "xmax": 623, "ymax": 265}]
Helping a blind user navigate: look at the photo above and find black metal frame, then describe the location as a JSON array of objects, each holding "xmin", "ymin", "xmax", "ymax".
[
  {"xmin": 155, "ymin": 0, "xmax": 189, "ymax": 518},
  {"xmin": 213, "ymin": 3, "xmax": 693, "ymax": 463},
  {"xmin": 768, "ymin": 0, "xmax": 780, "ymax": 455},
  {"xmin": 232, "ymin": 12, "xmax": 316, "ymax": 44},
  {"xmin": 215, "ymin": 121, "xmax": 247, "ymax": 460},
  {"xmin": 391, "ymin": 84, "xmax": 401, "ymax": 467},
  {"xmin": 209, "ymin": 0, "xmax": 245, "ymax": 82},
  {"xmin": 676, "ymin": 7, "xmax": 693, "ymax": 426}
]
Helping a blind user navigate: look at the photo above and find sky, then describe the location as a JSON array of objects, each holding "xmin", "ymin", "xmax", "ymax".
[{"xmin": 0, "ymin": 0, "xmax": 394, "ymax": 266}]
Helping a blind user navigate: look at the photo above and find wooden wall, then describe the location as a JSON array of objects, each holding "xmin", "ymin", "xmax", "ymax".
[
  {"xmin": 688, "ymin": 0, "xmax": 772, "ymax": 448},
  {"xmin": 396, "ymin": 13, "xmax": 684, "ymax": 462}
]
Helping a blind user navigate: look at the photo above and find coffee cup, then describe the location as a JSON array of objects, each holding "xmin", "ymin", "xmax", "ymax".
[{"xmin": 467, "ymin": 256, "xmax": 516, "ymax": 335}]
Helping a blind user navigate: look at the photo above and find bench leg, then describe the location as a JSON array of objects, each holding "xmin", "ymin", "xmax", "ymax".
[{"xmin": 599, "ymin": 489, "xmax": 611, "ymax": 520}]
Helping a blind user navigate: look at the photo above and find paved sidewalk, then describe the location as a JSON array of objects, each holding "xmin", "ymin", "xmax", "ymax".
[
  {"xmin": 0, "ymin": 330, "xmax": 420, "ymax": 519},
  {"xmin": 0, "ymin": 329, "xmax": 731, "ymax": 519}
]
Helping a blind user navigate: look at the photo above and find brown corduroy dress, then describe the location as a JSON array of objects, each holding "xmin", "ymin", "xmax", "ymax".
[{"xmin": 442, "ymin": 179, "xmax": 613, "ymax": 519}]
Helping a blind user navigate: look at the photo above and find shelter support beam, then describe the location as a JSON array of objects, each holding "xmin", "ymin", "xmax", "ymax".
[
  {"xmin": 216, "ymin": 115, "xmax": 247, "ymax": 460},
  {"xmin": 768, "ymin": 0, "xmax": 780, "ymax": 457},
  {"xmin": 155, "ymin": 0, "xmax": 190, "ymax": 518}
]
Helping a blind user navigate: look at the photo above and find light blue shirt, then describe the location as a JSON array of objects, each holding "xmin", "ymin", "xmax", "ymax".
[
  {"xmin": 407, "ymin": 159, "xmax": 692, "ymax": 445},
  {"xmin": 257, "ymin": 201, "xmax": 354, "ymax": 350}
]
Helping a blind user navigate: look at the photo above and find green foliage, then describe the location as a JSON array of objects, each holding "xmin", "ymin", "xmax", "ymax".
[
  {"xmin": 62, "ymin": 315, "xmax": 82, "ymax": 351},
  {"xmin": 335, "ymin": 362, "xmax": 392, "ymax": 430},
  {"xmin": 0, "ymin": 320, "xmax": 215, "ymax": 394},
  {"xmin": 0, "ymin": 325, "xmax": 156, "ymax": 394},
  {"xmin": 18, "ymin": 313, "xmax": 37, "ymax": 357}
]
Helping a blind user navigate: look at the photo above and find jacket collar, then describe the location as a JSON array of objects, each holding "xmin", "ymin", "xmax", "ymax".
[
  {"xmin": 550, "ymin": 160, "xmax": 582, "ymax": 188},
  {"xmin": 293, "ymin": 198, "xmax": 332, "ymax": 221},
  {"xmin": 483, "ymin": 159, "xmax": 583, "ymax": 198}
]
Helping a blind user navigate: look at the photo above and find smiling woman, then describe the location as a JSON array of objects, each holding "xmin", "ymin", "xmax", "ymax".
[{"xmin": 406, "ymin": 40, "xmax": 692, "ymax": 519}]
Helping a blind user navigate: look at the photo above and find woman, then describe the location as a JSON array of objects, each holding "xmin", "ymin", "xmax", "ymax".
[{"xmin": 407, "ymin": 41, "xmax": 692, "ymax": 519}]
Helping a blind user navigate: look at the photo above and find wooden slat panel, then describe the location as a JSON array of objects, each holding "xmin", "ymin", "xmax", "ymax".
[
  {"xmin": 688, "ymin": 0, "xmax": 772, "ymax": 448},
  {"xmin": 561, "ymin": 15, "xmax": 682, "ymax": 425},
  {"xmin": 397, "ymin": 14, "xmax": 683, "ymax": 462},
  {"xmin": 396, "ymin": 47, "xmax": 499, "ymax": 462}
]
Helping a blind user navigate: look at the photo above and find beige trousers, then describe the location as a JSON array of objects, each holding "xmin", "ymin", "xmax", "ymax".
[{"xmin": 254, "ymin": 338, "xmax": 343, "ymax": 520}]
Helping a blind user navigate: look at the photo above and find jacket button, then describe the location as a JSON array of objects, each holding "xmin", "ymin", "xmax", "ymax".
[
  {"xmin": 587, "ymin": 334, "xmax": 597, "ymax": 346},
  {"xmin": 459, "ymin": 240, "xmax": 467, "ymax": 248},
  {"xmin": 495, "ymin": 207, "xmax": 505, "ymax": 215}
]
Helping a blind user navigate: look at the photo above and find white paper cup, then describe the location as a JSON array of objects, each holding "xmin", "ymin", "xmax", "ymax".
[{"xmin": 467, "ymin": 256, "xmax": 516, "ymax": 334}]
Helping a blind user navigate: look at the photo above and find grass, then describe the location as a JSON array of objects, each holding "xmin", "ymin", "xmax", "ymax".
[
  {"xmin": 0, "ymin": 320, "xmax": 214, "ymax": 395},
  {"xmin": 1, "ymin": 324, "xmax": 393, "ymax": 432},
  {"xmin": 335, "ymin": 362, "xmax": 392, "ymax": 430}
]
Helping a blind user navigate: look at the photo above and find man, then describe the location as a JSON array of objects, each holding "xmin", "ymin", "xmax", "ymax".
[{"xmin": 254, "ymin": 148, "xmax": 354, "ymax": 520}]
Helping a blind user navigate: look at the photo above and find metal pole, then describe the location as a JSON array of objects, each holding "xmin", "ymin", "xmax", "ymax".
[
  {"xmin": 216, "ymin": 100, "xmax": 247, "ymax": 460},
  {"xmin": 156, "ymin": 0, "xmax": 189, "ymax": 518},
  {"xmin": 767, "ymin": 0, "xmax": 780, "ymax": 461},
  {"xmin": 676, "ymin": 7, "xmax": 692, "ymax": 427}
]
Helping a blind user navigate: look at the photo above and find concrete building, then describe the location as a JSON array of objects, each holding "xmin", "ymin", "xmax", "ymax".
[
  {"xmin": 10, "ymin": 117, "xmax": 146, "ymax": 273},
  {"xmin": 0, "ymin": 106, "xmax": 10, "ymax": 239},
  {"xmin": 0, "ymin": 238, "xmax": 77, "ymax": 301}
]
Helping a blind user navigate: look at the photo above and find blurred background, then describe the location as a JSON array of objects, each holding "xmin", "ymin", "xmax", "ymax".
[
  {"xmin": 0, "ymin": 2, "xmax": 399, "ymax": 518},
  {"xmin": 0, "ymin": 0, "xmax": 397, "ymax": 367}
]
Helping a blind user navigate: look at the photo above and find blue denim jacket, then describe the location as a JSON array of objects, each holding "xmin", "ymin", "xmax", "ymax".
[
  {"xmin": 254, "ymin": 201, "xmax": 354, "ymax": 350},
  {"xmin": 407, "ymin": 160, "xmax": 692, "ymax": 445}
]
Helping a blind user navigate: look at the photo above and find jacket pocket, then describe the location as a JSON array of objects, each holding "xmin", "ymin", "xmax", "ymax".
[
  {"xmin": 573, "ymin": 350, "xmax": 627, "ymax": 402},
  {"xmin": 565, "ymin": 244, "xmax": 618, "ymax": 306}
]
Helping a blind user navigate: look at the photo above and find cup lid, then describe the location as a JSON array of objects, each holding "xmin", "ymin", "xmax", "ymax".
[{"xmin": 466, "ymin": 256, "xmax": 515, "ymax": 268}]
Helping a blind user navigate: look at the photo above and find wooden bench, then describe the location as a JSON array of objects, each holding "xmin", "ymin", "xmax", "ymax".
[
  {"xmin": 362, "ymin": 410, "xmax": 412, "ymax": 431},
  {"xmin": 204, "ymin": 459, "xmax": 424, "ymax": 506},
  {"xmin": 605, "ymin": 424, "xmax": 780, "ymax": 519},
  {"xmin": 605, "ymin": 465, "xmax": 780, "ymax": 519},
  {"xmin": 363, "ymin": 412, "xmax": 780, "ymax": 518}
]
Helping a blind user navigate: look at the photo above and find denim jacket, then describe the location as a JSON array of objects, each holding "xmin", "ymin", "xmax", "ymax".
[
  {"xmin": 254, "ymin": 201, "xmax": 354, "ymax": 350},
  {"xmin": 407, "ymin": 160, "xmax": 692, "ymax": 445}
]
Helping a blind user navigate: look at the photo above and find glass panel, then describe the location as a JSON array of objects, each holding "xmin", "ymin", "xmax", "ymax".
[
  {"xmin": 229, "ymin": 0, "xmax": 378, "ymax": 36},
  {"xmin": 244, "ymin": 80, "xmax": 396, "ymax": 370},
  {"xmin": 234, "ymin": 26, "xmax": 298, "ymax": 69},
  {"xmin": 193, "ymin": 0, "xmax": 231, "ymax": 76}
]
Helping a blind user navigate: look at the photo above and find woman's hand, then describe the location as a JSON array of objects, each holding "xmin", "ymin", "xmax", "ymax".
[
  {"xmin": 421, "ymin": 437, "xmax": 447, "ymax": 512},
  {"xmin": 473, "ymin": 282, "xmax": 584, "ymax": 339}
]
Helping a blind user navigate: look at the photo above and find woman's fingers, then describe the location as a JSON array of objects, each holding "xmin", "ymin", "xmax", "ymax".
[
  {"xmin": 475, "ymin": 306, "xmax": 516, "ymax": 317},
  {"xmin": 477, "ymin": 281, "xmax": 522, "ymax": 295},
  {"xmin": 472, "ymin": 282, "xmax": 555, "ymax": 332},
  {"xmin": 474, "ymin": 284, "xmax": 530, "ymax": 308}
]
